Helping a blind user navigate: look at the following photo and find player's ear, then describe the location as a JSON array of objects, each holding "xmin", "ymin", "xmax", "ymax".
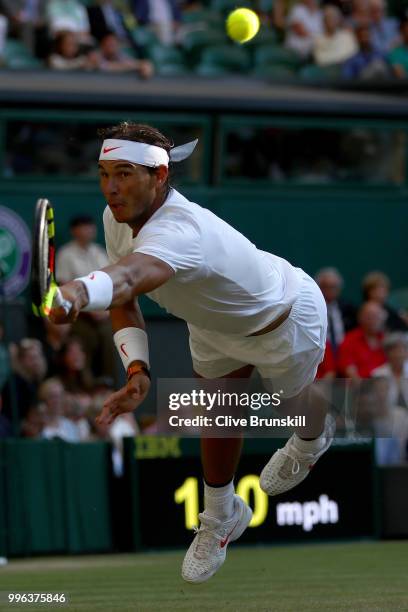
[{"xmin": 155, "ymin": 164, "xmax": 168, "ymax": 186}]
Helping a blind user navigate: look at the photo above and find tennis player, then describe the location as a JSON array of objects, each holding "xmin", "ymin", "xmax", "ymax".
[{"xmin": 51, "ymin": 123, "xmax": 334, "ymax": 584}]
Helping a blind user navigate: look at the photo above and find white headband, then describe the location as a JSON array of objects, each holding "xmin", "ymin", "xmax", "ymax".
[{"xmin": 99, "ymin": 138, "xmax": 198, "ymax": 168}]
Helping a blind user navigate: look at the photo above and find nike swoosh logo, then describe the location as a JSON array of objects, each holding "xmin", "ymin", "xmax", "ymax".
[
  {"xmin": 120, "ymin": 343, "xmax": 128, "ymax": 357},
  {"xmin": 89, "ymin": 273, "xmax": 95, "ymax": 280},
  {"xmin": 220, "ymin": 518, "xmax": 240, "ymax": 548},
  {"xmin": 103, "ymin": 146, "xmax": 122, "ymax": 154}
]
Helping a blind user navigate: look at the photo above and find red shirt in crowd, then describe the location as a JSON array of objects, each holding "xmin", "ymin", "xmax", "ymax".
[
  {"xmin": 337, "ymin": 328, "xmax": 386, "ymax": 378},
  {"xmin": 316, "ymin": 341, "xmax": 336, "ymax": 378}
]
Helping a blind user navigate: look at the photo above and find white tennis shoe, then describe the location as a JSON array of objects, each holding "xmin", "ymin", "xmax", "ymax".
[
  {"xmin": 259, "ymin": 414, "xmax": 336, "ymax": 496},
  {"xmin": 181, "ymin": 494, "xmax": 252, "ymax": 584}
]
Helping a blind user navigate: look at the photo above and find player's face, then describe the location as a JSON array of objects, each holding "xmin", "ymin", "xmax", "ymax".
[{"xmin": 98, "ymin": 161, "xmax": 166, "ymax": 227}]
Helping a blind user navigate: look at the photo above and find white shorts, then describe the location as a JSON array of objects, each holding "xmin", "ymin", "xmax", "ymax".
[{"xmin": 188, "ymin": 271, "xmax": 327, "ymax": 398}]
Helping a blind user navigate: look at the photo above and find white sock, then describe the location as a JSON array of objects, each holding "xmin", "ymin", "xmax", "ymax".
[
  {"xmin": 204, "ymin": 480, "xmax": 235, "ymax": 521},
  {"xmin": 293, "ymin": 431, "xmax": 326, "ymax": 454}
]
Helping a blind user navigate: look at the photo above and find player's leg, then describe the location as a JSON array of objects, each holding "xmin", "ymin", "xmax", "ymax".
[
  {"xmin": 259, "ymin": 383, "xmax": 335, "ymax": 496},
  {"xmin": 182, "ymin": 364, "xmax": 254, "ymax": 584},
  {"xmin": 256, "ymin": 271, "xmax": 334, "ymax": 496}
]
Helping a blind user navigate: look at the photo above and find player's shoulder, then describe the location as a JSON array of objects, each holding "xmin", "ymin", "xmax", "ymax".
[
  {"xmin": 149, "ymin": 189, "xmax": 205, "ymax": 229},
  {"xmin": 103, "ymin": 205, "xmax": 113, "ymax": 223},
  {"xmin": 103, "ymin": 205, "xmax": 123, "ymax": 234}
]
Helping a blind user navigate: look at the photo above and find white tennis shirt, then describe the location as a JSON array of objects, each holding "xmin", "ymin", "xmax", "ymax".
[{"xmin": 103, "ymin": 188, "xmax": 302, "ymax": 335}]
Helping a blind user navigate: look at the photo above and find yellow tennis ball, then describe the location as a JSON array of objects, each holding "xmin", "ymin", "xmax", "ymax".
[{"xmin": 226, "ymin": 8, "xmax": 260, "ymax": 44}]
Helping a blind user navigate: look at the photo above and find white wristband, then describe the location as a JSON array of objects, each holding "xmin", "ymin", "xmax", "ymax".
[
  {"xmin": 113, "ymin": 327, "xmax": 150, "ymax": 370},
  {"xmin": 75, "ymin": 270, "xmax": 113, "ymax": 311}
]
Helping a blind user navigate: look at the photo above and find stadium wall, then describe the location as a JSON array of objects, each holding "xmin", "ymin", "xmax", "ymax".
[{"xmin": 0, "ymin": 182, "xmax": 406, "ymax": 313}]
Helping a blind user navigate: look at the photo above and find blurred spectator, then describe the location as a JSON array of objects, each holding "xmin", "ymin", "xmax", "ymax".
[
  {"xmin": 0, "ymin": 11, "xmax": 7, "ymax": 62},
  {"xmin": 342, "ymin": 23, "xmax": 389, "ymax": 79},
  {"xmin": 88, "ymin": 0, "xmax": 131, "ymax": 44},
  {"xmin": 46, "ymin": 0, "xmax": 93, "ymax": 45},
  {"xmin": 285, "ymin": 0, "xmax": 323, "ymax": 59},
  {"xmin": 57, "ymin": 337, "xmax": 94, "ymax": 394},
  {"xmin": 42, "ymin": 317, "xmax": 71, "ymax": 375},
  {"xmin": 0, "ymin": 0, "xmax": 48, "ymax": 57},
  {"xmin": 0, "ymin": 396, "xmax": 12, "ymax": 438},
  {"xmin": 389, "ymin": 15, "xmax": 408, "ymax": 79},
  {"xmin": 64, "ymin": 393, "xmax": 91, "ymax": 440},
  {"xmin": 21, "ymin": 405, "xmax": 45, "ymax": 438},
  {"xmin": 362, "ymin": 271, "xmax": 408, "ymax": 331},
  {"xmin": 95, "ymin": 31, "xmax": 154, "ymax": 77},
  {"xmin": 48, "ymin": 30, "xmax": 98, "ymax": 70},
  {"xmin": 322, "ymin": 0, "xmax": 353, "ymax": 16},
  {"xmin": 370, "ymin": 378, "xmax": 408, "ymax": 464},
  {"xmin": 131, "ymin": 0, "xmax": 182, "ymax": 46},
  {"xmin": 0, "ymin": 322, "xmax": 10, "ymax": 391},
  {"xmin": 38, "ymin": 377, "xmax": 80, "ymax": 442},
  {"xmin": 368, "ymin": 0, "xmax": 399, "ymax": 54},
  {"xmin": 2, "ymin": 338, "xmax": 47, "ymax": 425},
  {"xmin": 338, "ymin": 301, "xmax": 387, "ymax": 379},
  {"xmin": 372, "ymin": 332, "xmax": 408, "ymax": 408},
  {"xmin": 313, "ymin": 5, "xmax": 358, "ymax": 66},
  {"xmin": 315, "ymin": 267, "xmax": 357, "ymax": 354},
  {"xmin": 57, "ymin": 215, "xmax": 108, "ymax": 281},
  {"xmin": 272, "ymin": 0, "xmax": 298, "ymax": 34},
  {"xmin": 90, "ymin": 386, "xmax": 139, "ymax": 475},
  {"xmin": 56, "ymin": 215, "xmax": 116, "ymax": 379},
  {"xmin": 346, "ymin": 0, "xmax": 370, "ymax": 29}
]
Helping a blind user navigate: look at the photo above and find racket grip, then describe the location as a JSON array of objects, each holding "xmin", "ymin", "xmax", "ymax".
[{"xmin": 54, "ymin": 288, "xmax": 72, "ymax": 315}]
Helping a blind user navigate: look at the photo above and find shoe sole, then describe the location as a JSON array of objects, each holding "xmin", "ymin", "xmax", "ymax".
[{"xmin": 182, "ymin": 498, "xmax": 253, "ymax": 584}]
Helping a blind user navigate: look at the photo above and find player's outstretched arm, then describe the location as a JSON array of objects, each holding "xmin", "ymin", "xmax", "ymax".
[
  {"xmin": 97, "ymin": 299, "xmax": 151, "ymax": 425},
  {"xmin": 49, "ymin": 252, "xmax": 174, "ymax": 324}
]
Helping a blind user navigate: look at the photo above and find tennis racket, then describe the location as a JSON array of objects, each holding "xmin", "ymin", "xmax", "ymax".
[{"xmin": 31, "ymin": 198, "xmax": 72, "ymax": 317}]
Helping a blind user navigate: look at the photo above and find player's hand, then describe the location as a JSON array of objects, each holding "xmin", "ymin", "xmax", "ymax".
[
  {"xmin": 96, "ymin": 373, "xmax": 150, "ymax": 425},
  {"xmin": 49, "ymin": 281, "xmax": 89, "ymax": 324}
]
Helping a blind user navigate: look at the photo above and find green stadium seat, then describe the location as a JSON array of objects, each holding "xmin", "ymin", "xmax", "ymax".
[
  {"xmin": 254, "ymin": 45, "xmax": 301, "ymax": 69},
  {"xmin": 195, "ymin": 63, "xmax": 230, "ymax": 76},
  {"xmin": 148, "ymin": 44, "xmax": 190, "ymax": 75},
  {"xmin": 182, "ymin": 9, "xmax": 224, "ymax": 29},
  {"xmin": 299, "ymin": 63, "xmax": 341, "ymax": 82},
  {"xmin": 258, "ymin": 0, "xmax": 274, "ymax": 11},
  {"xmin": 211, "ymin": 0, "xmax": 251, "ymax": 16},
  {"xmin": 3, "ymin": 39, "xmax": 43, "ymax": 69},
  {"xmin": 130, "ymin": 26, "xmax": 160, "ymax": 50},
  {"xmin": 244, "ymin": 25, "xmax": 278, "ymax": 49},
  {"xmin": 252, "ymin": 63, "xmax": 296, "ymax": 80},
  {"xmin": 181, "ymin": 29, "xmax": 227, "ymax": 53},
  {"xmin": 181, "ymin": 29, "xmax": 227, "ymax": 66},
  {"xmin": 157, "ymin": 63, "xmax": 190, "ymax": 76},
  {"xmin": 196, "ymin": 44, "xmax": 251, "ymax": 74}
]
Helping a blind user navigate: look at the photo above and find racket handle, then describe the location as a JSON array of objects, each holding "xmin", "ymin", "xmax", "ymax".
[{"xmin": 54, "ymin": 288, "xmax": 72, "ymax": 315}]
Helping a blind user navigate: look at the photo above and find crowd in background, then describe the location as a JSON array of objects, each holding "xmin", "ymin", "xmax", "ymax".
[
  {"xmin": 0, "ymin": 215, "xmax": 140, "ymax": 475},
  {"xmin": 0, "ymin": 214, "xmax": 407, "ymax": 467},
  {"xmin": 316, "ymin": 267, "xmax": 408, "ymax": 464},
  {"xmin": 0, "ymin": 0, "xmax": 407, "ymax": 79}
]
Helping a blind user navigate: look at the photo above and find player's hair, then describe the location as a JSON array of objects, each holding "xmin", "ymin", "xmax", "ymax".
[{"xmin": 98, "ymin": 122, "xmax": 173, "ymax": 196}]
